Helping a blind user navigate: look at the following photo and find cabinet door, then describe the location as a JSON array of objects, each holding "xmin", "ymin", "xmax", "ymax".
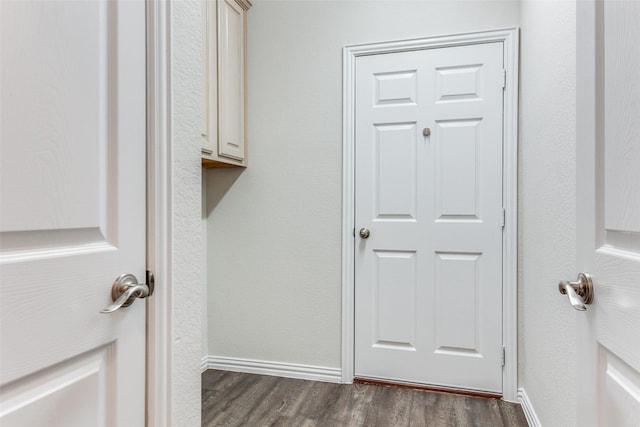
[
  {"xmin": 202, "ymin": 0, "xmax": 218, "ymax": 158},
  {"xmin": 218, "ymin": 0, "xmax": 246, "ymax": 161}
]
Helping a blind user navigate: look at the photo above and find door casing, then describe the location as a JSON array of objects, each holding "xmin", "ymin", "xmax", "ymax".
[
  {"xmin": 146, "ymin": 1, "xmax": 172, "ymax": 425},
  {"xmin": 341, "ymin": 28, "xmax": 519, "ymax": 402}
]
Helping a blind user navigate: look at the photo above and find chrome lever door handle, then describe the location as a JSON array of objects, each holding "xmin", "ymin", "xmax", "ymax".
[
  {"xmin": 558, "ymin": 281, "xmax": 586, "ymax": 311},
  {"xmin": 558, "ymin": 273, "xmax": 594, "ymax": 311},
  {"xmin": 101, "ymin": 273, "xmax": 153, "ymax": 314}
]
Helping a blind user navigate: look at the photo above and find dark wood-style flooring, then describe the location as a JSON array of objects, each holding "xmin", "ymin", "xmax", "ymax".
[{"xmin": 202, "ymin": 370, "xmax": 528, "ymax": 427}]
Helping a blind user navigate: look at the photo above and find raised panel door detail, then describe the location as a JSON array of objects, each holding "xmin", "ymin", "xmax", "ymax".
[
  {"xmin": 435, "ymin": 64, "xmax": 482, "ymax": 102},
  {"xmin": 374, "ymin": 123, "xmax": 417, "ymax": 220},
  {"xmin": 218, "ymin": 0, "xmax": 245, "ymax": 161},
  {"xmin": 0, "ymin": 346, "xmax": 114, "ymax": 427},
  {"xmin": 0, "ymin": 0, "xmax": 111, "ymax": 238},
  {"xmin": 355, "ymin": 41, "xmax": 504, "ymax": 392},
  {"xmin": 435, "ymin": 119, "xmax": 482, "ymax": 220},
  {"xmin": 373, "ymin": 251, "xmax": 417, "ymax": 350},
  {"xmin": 603, "ymin": 1, "xmax": 640, "ymax": 236},
  {"xmin": 599, "ymin": 347, "xmax": 640, "ymax": 426},
  {"xmin": 374, "ymin": 71, "xmax": 417, "ymax": 106},
  {"xmin": 434, "ymin": 252, "xmax": 481, "ymax": 356},
  {"xmin": 201, "ymin": 0, "xmax": 218, "ymax": 156}
]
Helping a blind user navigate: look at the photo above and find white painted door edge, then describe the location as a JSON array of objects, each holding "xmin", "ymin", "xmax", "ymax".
[
  {"xmin": 341, "ymin": 28, "xmax": 519, "ymax": 402},
  {"xmin": 146, "ymin": 1, "xmax": 173, "ymax": 426}
]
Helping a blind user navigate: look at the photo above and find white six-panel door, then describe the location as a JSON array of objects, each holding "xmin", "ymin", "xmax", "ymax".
[
  {"xmin": 354, "ymin": 42, "xmax": 504, "ymax": 393},
  {"xmin": 0, "ymin": 1, "xmax": 147, "ymax": 425},
  {"xmin": 576, "ymin": 1, "xmax": 640, "ymax": 425}
]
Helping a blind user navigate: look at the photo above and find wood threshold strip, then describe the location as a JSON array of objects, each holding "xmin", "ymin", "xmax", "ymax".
[{"xmin": 353, "ymin": 378, "xmax": 502, "ymax": 400}]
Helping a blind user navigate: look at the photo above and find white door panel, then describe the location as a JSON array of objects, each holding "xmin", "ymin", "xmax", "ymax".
[
  {"xmin": 0, "ymin": 0, "xmax": 146, "ymax": 425},
  {"xmin": 577, "ymin": 1, "xmax": 640, "ymax": 426},
  {"xmin": 355, "ymin": 43, "xmax": 504, "ymax": 392}
]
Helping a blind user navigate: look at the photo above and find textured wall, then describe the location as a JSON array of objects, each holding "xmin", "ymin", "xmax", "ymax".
[
  {"xmin": 171, "ymin": 1, "xmax": 203, "ymax": 425},
  {"xmin": 518, "ymin": 1, "xmax": 577, "ymax": 425},
  {"xmin": 205, "ymin": 0, "xmax": 519, "ymax": 370}
]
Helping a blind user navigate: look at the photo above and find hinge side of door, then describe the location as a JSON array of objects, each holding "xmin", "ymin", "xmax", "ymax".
[
  {"xmin": 501, "ymin": 346, "xmax": 506, "ymax": 366},
  {"xmin": 501, "ymin": 69, "xmax": 506, "ymax": 89}
]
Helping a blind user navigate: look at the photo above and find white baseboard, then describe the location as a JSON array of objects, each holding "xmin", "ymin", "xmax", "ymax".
[
  {"xmin": 201, "ymin": 355, "xmax": 342, "ymax": 383},
  {"xmin": 517, "ymin": 388, "xmax": 541, "ymax": 427}
]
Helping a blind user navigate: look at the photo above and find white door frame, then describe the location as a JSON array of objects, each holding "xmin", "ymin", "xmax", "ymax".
[
  {"xmin": 341, "ymin": 28, "xmax": 519, "ymax": 402},
  {"xmin": 146, "ymin": 0, "xmax": 173, "ymax": 425}
]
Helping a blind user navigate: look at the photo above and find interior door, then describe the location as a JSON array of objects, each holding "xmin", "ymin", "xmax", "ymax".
[
  {"xmin": 0, "ymin": 1, "xmax": 147, "ymax": 425},
  {"xmin": 354, "ymin": 42, "xmax": 505, "ymax": 393},
  {"xmin": 576, "ymin": 1, "xmax": 640, "ymax": 425}
]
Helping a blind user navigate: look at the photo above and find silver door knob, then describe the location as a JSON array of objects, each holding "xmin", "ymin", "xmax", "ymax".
[
  {"xmin": 101, "ymin": 273, "xmax": 154, "ymax": 313},
  {"xmin": 359, "ymin": 228, "xmax": 370, "ymax": 239},
  {"xmin": 558, "ymin": 273, "xmax": 594, "ymax": 311}
]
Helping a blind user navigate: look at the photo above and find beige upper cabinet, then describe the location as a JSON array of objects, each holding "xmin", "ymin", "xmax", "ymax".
[{"xmin": 202, "ymin": 0, "xmax": 251, "ymax": 168}]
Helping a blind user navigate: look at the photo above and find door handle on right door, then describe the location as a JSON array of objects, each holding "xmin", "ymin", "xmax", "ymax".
[
  {"xmin": 558, "ymin": 273, "xmax": 594, "ymax": 311},
  {"xmin": 101, "ymin": 272, "xmax": 154, "ymax": 313},
  {"xmin": 359, "ymin": 228, "xmax": 370, "ymax": 239}
]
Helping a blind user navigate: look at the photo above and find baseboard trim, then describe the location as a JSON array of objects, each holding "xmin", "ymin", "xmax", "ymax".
[
  {"xmin": 517, "ymin": 388, "xmax": 541, "ymax": 427},
  {"xmin": 201, "ymin": 355, "xmax": 342, "ymax": 383}
]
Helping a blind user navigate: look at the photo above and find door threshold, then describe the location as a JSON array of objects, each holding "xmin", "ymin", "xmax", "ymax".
[{"xmin": 353, "ymin": 377, "xmax": 502, "ymax": 400}]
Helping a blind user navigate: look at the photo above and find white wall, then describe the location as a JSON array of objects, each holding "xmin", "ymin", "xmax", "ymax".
[
  {"xmin": 202, "ymin": 174, "xmax": 209, "ymax": 363},
  {"xmin": 518, "ymin": 0, "xmax": 577, "ymax": 425},
  {"xmin": 171, "ymin": 1, "xmax": 203, "ymax": 425},
  {"xmin": 206, "ymin": 0, "xmax": 519, "ymax": 370}
]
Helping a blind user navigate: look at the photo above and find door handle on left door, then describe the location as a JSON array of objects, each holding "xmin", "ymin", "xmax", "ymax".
[
  {"xmin": 558, "ymin": 273, "xmax": 594, "ymax": 311},
  {"xmin": 101, "ymin": 272, "xmax": 154, "ymax": 313}
]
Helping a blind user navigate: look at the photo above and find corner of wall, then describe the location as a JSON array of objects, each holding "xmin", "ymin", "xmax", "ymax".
[
  {"xmin": 518, "ymin": 0, "xmax": 577, "ymax": 425},
  {"xmin": 170, "ymin": 0, "xmax": 204, "ymax": 425}
]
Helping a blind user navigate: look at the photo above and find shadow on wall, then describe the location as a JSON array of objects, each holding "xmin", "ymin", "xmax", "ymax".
[{"xmin": 204, "ymin": 168, "xmax": 245, "ymax": 216}]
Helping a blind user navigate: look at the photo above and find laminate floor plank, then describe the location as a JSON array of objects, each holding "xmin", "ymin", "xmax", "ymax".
[{"xmin": 202, "ymin": 370, "xmax": 528, "ymax": 427}]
